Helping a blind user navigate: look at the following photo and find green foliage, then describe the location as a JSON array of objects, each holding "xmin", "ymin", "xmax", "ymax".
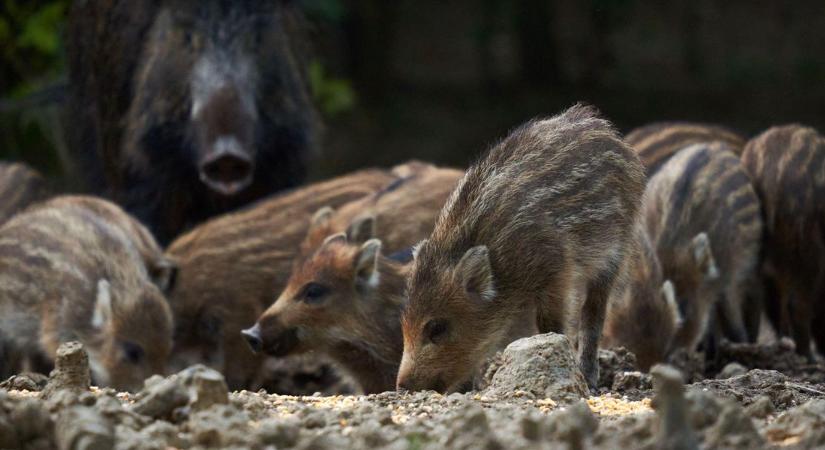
[
  {"xmin": 309, "ymin": 59, "xmax": 356, "ymax": 117},
  {"xmin": 17, "ymin": 1, "xmax": 65, "ymax": 55}
]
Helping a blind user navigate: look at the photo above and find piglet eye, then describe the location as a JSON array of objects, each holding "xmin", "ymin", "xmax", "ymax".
[
  {"xmin": 122, "ymin": 341, "xmax": 145, "ymax": 364},
  {"xmin": 424, "ymin": 319, "xmax": 449, "ymax": 344},
  {"xmin": 301, "ymin": 282, "xmax": 329, "ymax": 304}
]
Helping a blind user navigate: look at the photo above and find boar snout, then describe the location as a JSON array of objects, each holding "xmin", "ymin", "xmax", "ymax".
[
  {"xmin": 199, "ymin": 136, "xmax": 254, "ymax": 196},
  {"xmin": 244, "ymin": 318, "xmax": 300, "ymax": 357},
  {"xmin": 241, "ymin": 324, "xmax": 263, "ymax": 353}
]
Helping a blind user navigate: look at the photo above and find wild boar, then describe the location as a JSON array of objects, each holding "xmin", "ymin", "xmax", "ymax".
[
  {"xmin": 741, "ymin": 125, "xmax": 825, "ymax": 358},
  {"xmin": 397, "ymin": 105, "xmax": 645, "ymax": 392},
  {"xmin": 602, "ymin": 225, "xmax": 682, "ymax": 372},
  {"xmin": 625, "ymin": 122, "xmax": 745, "ymax": 178},
  {"xmin": 67, "ymin": 0, "xmax": 319, "ymax": 244},
  {"xmin": 244, "ymin": 234, "xmax": 407, "ymax": 393},
  {"xmin": 240, "ymin": 165, "xmax": 460, "ymax": 393},
  {"xmin": 0, "ymin": 196, "xmax": 173, "ymax": 390},
  {"xmin": 165, "ymin": 169, "xmax": 397, "ymax": 390},
  {"xmin": 0, "ymin": 162, "xmax": 49, "ymax": 224},
  {"xmin": 644, "ymin": 142, "xmax": 763, "ymax": 356}
]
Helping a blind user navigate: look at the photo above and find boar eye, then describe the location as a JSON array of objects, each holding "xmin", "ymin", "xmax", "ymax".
[
  {"xmin": 301, "ymin": 282, "xmax": 329, "ymax": 304},
  {"xmin": 424, "ymin": 319, "xmax": 449, "ymax": 344},
  {"xmin": 122, "ymin": 341, "xmax": 145, "ymax": 364}
]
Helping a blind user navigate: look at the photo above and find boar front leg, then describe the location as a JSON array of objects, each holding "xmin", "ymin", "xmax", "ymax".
[{"xmin": 578, "ymin": 269, "xmax": 617, "ymax": 392}]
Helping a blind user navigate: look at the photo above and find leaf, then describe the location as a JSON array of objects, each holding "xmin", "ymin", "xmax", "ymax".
[{"xmin": 18, "ymin": 2, "xmax": 66, "ymax": 55}]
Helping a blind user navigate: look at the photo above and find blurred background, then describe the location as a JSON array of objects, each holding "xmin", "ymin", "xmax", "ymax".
[{"xmin": 2, "ymin": 0, "xmax": 824, "ymax": 180}]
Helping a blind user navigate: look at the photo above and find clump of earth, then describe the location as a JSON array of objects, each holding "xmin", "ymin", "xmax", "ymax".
[{"xmin": 2, "ymin": 334, "xmax": 825, "ymax": 449}]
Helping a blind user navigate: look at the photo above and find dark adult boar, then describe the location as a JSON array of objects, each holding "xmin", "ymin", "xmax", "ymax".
[
  {"xmin": 741, "ymin": 125, "xmax": 825, "ymax": 358},
  {"xmin": 0, "ymin": 162, "xmax": 49, "ymax": 224},
  {"xmin": 625, "ymin": 122, "xmax": 745, "ymax": 178},
  {"xmin": 245, "ymin": 234, "xmax": 407, "ymax": 394},
  {"xmin": 397, "ymin": 105, "xmax": 645, "ymax": 392},
  {"xmin": 67, "ymin": 0, "xmax": 319, "ymax": 244},
  {"xmin": 0, "ymin": 196, "xmax": 173, "ymax": 390},
  {"xmin": 165, "ymin": 169, "xmax": 396, "ymax": 390},
  {"xmin": 645, "ymin": 142, "xmax": 763, "ymax": 356}
]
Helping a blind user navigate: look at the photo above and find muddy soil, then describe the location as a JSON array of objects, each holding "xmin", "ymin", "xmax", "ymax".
[{"xmin": 2, "ymin": 334, "xmax": 825, "ymax": 449}]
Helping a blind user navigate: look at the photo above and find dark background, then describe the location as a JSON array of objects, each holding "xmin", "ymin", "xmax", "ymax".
[{"xmin": 2, "ymin": 0, "xmax": 825, "ymax": 181}]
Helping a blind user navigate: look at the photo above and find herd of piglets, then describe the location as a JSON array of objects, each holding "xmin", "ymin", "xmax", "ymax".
[{"xmin": 2, "ymin": 104, "xmax": 824, "ymax": 397}]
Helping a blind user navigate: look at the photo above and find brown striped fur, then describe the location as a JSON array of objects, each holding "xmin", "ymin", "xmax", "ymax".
[
  {"xmin": 165, "ymin": 169, "xmax": 397, "ymax": 389},
  {"xmin": 249, "ymin": 235, "xmax": 407, "ymax": 393},
  {"xmin": 741, "ymin": 125, "xmax": 825, "ymax": 357},
  {"xmin": 301, "ymin": 164, "xmax": 463, "ymax": 264},
  {"xmin": 398, "ymin": 105, "xmax": 646, "ymax": 392},
  {"xmin": 625, "ymin": 122, "xmax": 745, "ymax": 178},
  {"xmin": 0, "ymin": 196, "xmax": 172, "ymax": 390},
  {"xmin": 603, "ymin": 224, "xmax": 680, "ymax": 371},
  {"xmin": 0, "ymin": 162, "xmax": 50, "ymax": 225},
  {"xmin": 645, "ymin": 142, "xmax": 763, "ymax": 356}
]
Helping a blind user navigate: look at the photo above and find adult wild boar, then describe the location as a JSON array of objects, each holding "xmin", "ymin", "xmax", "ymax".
[
  {"xmin": 397, "ymin": 105, "xmax": 645, "ymax": 392},
  {"xmin": 67, "ymin": 0, "xmax": 319, "ymax": 243}
]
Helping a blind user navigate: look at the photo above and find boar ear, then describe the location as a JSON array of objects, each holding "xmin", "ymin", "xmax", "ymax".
[
  {"xmin": 691, "ymin": 232, "xmax": 719, "ymax": 281},
  {"xmin": 92, "ymin": 279, "xmax": 113, "ymax": 329},
  {"xmin": 412, "ymin": 239, "xmax": 428, "ymax": 260},
  {"xmin": 322, "ymin": 232, "xmax": 347, "ymax": 248},
  {"xmin": 354, "ymin": 239, "xmax": 382, "ymax": 287},
  {"xmin": 150, "ymin": 257, "xmax": 178, "ymax": 294},
  {"xmin": 456, "ymin": 246, "xmax": 496, "ymax": 302},
  {"xmin": 310, "ymin": 206, "xmax": 335, "ymax": 230},
  {"xmin": 661, "ymin": 280, "xmax": 683, "ymax": 329},
  {"xmin": 346, "ymin": 215, "xmax": 376, "ymax": 244}
]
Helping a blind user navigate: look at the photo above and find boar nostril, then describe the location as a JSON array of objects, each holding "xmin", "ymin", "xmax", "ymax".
[
  {"xmin": 199, "ymin": 137, "xmax": 254, "ymax": 195},
  {"xmin": 241, "ymin": 325, "xmax": 262, "ymax": 353}
]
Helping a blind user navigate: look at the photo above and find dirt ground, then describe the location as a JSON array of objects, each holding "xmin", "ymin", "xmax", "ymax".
[{"xmin": 2, "ymin": 335, "xmax": 825, "ymax": 450}]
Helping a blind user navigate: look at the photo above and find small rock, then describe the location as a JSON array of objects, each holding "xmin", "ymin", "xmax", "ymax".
[
  {"xmin": 484, "ymin": 333, "xmax": 589, "ymax": 404},
  {"xmin": 55, "ymin": 406, "xmax": 114, "ymax": 450},
  {"xmin": 130, "ymin": 377, "xmax": 188, "ymax": 419},
  {"xmin": 704, "ymin": 401, "xmax": 765, "ymax": 448},
  {"xmin": 546, "ymin": 401, "xmax": 598, "ymax": 450},
  {"xmin": 42, "ymin": 342, "xmax": 90, "ymax": 399},
  {"xmin": 717, "ymin": 362, "xmax": 747, "ymax": 379},
  {"xmin": 10, "ymin": 398, "xmax": 54, "ymax": 447},
  {"xmin": 684, "ymin": 389, "xmax": 722, "ymax": 429},
  {"xmin": 598, "ymin": 347, "xmax": 638, "ymax": 388},
  {"xmin": 0, "ymin": 373, "xmax": 49, "ymax": 391},
  {"xmin": 181, "ymin": 365, "xmax": 229, "ymax": 412},
  {"xmin": 651, "ymin": 364, "xmax": 698, "ymax": 450},
  {"xmin": 612, "ymin": 371, "xmax": 653, "ymax": 392},
  {"xmin": 443, "ymin": 404, "xmax": 501, "ymax": 450},
  {"xmin": 745, "ymin": 395, "xmax": 775, "ymax": 419},
  {"xmin": 257, "ymin": 417, "xmax": 302, "ymax": 447}
]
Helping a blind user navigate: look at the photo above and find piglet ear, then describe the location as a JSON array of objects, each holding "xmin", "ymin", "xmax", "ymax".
[
  {"xmin": 150, "ymin": 257, "xmax": 178, "ymax": 294},
  {"xmin": 346, "ymin": 215, "xmax": 376, "ymax": 244},
  {"xmin": 412, "ymin": 239, "xmax": 428, "ymax": 260},
  {"xmin": 310, "ymin": 206, "xmax": 335, "ymax": 230},
  {"xmin": 354, "ymin": 239, "xmax": 382, "ymax": 287},
  {"xmin": 691, "ymin": 232, "xmax": 719, "ymax": 281},
  {"xmin": 322, "ymin": 232, "xmax": 347, "ymax": 248},
  {"xmin": 456, "ymin": 246, "xmax": 496, "ymax": 302},
  {"xmin": 661, "ymin": 280, "xmax": 683, "ymax": 329},
  {"xmin": 92, "ymin": 279, "xmax": 113, "ymax": 329}
]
